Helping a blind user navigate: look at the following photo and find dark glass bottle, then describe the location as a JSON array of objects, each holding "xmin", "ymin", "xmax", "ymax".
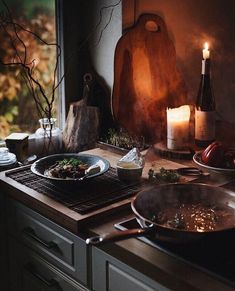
[{"xmin": 195, "ymin": 59, "xmax": 216, "ymax": 148}]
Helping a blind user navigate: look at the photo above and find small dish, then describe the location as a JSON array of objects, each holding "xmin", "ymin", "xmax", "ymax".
[
  {"xmin": 193, "ymin": 152, "xmax": 235, "ymax": 175},
  {"xmin": 116, "ymin": 161, "xmax": 143, "ymax": 182}
]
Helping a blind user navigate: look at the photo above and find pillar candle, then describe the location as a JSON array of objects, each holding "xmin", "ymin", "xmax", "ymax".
[{"xmin": 166, "ymin": 105, "xmax": 191, "ymax": 150}]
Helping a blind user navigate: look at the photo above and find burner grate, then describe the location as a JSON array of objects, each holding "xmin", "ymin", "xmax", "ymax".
[{"xmin": 6, "ymin": 167, "xmax": 147, "ymax": 214}]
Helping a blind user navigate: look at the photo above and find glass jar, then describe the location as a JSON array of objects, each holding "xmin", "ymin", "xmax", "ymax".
[{"xmin": 34, "ymin": 118, "xmax": 62, "ymax": 157}]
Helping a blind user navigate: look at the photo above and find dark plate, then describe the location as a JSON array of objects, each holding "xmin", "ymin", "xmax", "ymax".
[{"xmin": 31, "ymin": 153, "xmax": 110, "ymax": 182}]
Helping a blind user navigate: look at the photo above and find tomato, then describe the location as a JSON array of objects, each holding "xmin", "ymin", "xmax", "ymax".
[{"xmin": 201, "ymin": 141, "xmax": 225, "ymax": 167}]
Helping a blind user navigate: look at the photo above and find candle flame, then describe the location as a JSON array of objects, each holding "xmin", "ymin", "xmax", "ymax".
[
  {"xmin": 204, "ymin": 42, "xmax": 209, "ymax": 50},
  {"xmin": 166, "ymin": 105, "xmax": 191, "ymax": 122}
]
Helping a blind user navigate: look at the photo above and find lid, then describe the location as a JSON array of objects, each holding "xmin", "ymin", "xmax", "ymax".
[
  {"xmin": 0, "ymin": 147, "xmax": 17, "ymax": 166},
  {"xmin": 6, "ymin": 132, "xmax": 29, "ymax": 141}
]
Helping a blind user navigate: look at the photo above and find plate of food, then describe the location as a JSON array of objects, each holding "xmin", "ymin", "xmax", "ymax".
[
  {"xmin": 31, "ymin": 153, "xmax": 110, "ymax": 182},
  {"xmin": 193, "ymin": 142, "xmax": 235, "ymax": 175}
]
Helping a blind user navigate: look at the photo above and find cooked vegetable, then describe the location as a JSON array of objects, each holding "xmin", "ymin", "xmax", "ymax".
[
  {"xmin": 201, "ymin": 141, "xmax": 225, "ymax": 167},
  {"xmin": 47, "ymin": 158, "xmax": 89, "ymax": 179},
  {"xmin": 148, "ymin": 167, "xmax": 180, "ymax": 183},
  {"xmin": 201, "ymin": 141, "xmax": 235, "ymax": 168}
]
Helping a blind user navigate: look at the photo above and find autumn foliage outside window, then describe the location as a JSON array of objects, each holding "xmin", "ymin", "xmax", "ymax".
[{"xmin": 0, "ymin": 0, "xmax": 57, "ymax": 140}]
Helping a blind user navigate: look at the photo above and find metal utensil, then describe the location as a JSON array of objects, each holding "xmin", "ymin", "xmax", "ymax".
[
  {"xmin": 176, "ymin": 167, "xmax": 203, "ymax": 176},
  {"xmin": 76, "ymin": 164, "xmax": 101, "ymax": 181}
]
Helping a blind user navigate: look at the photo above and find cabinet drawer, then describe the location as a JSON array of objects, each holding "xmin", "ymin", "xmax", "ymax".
[
  {"xmin": 9, "ymin": 239, "xmax": 88, "ymax": 291},
  {"xmin": 92, "ymin": 247, "xmax": 169, "ymax": 291},
  {"xmin": 7, "ymin": 198, "xmax": 87, "ymax": 285}
]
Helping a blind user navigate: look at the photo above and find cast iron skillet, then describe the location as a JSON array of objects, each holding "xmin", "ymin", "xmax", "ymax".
[{"xmin": 86, "ymin": 183, "xmax": 235, "ymax": 244}]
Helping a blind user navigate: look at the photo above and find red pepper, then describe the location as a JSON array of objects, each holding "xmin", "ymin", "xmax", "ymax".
[{"xmin": 201, "ymin": 141, "xmax": 225, "ymax": 167}]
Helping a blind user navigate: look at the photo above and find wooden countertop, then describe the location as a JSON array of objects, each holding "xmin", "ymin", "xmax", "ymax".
[
  {"xmin": 0, "ymin": 147, "xmax": 203, "ymax": 233},
  {"xmin": 1, "ymin": 146, "xmax": 235, "ymax": 290}
]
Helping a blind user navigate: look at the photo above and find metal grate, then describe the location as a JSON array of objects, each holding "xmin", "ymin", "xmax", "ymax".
[{"xmin": 6, "ymin": 167, "xmax": 147, "ymax": 214}]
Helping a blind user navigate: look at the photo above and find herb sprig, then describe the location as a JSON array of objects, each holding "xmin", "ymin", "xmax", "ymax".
[
  {"xmin": 58, "ymin": 158, "xmax": 83, "ymax": 167},
  {"xmin": 148, "ymin": 167, "xmax": 180, "ymax": 183}
]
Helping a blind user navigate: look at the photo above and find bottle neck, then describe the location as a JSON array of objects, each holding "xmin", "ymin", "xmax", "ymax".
[{"xmin": 201, "ymin": 59, "xmax": 210, "ymax": 75}]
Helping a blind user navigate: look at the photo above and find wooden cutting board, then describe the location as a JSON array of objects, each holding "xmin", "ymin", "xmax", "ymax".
[{"xmin": 112, "ymin": 14, "xmax": 188, "ymax": 143}]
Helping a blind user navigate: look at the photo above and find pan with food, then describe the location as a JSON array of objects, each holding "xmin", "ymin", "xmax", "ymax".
[
  {"xmin": 86, "ymin": 183, "xmax": 235, "ymax": 244},
  {"xmin": 31, "ymin": 153, "xmax": 109, "ymax": 182}
]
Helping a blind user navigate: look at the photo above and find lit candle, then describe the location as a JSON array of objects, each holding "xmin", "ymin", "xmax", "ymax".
[
  {"xmin": 202, "ymin": 42, "xmax": 210, "ymax": 60},
  {"xmin": 166, "ymin": 105, "xmax": 191, "ymax": 150}
]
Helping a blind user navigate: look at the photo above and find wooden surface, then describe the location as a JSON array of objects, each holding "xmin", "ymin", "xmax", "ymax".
[
  {"xmin": 153, "ymin": 141, "xmax": 195, "ymax": 160},
  {"xmin": 0, "ymin": 146, "xmax": 234, "ymax": 231},
  {"xmin": 62, "ymin": 100, "xmax": 100, "ymax": 152},
  {"xmin": 0, "ymin": 147, "xmax": 203, "ymax": 234},
  {"xmin": 112, "ymin": 14, "xmax": 188, "ymax": 143}
]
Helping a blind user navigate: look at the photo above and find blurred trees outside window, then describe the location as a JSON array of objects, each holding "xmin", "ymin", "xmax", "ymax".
[{"xmin": 0, "ymin": 0, "xmax": 57, "ymax": 140}]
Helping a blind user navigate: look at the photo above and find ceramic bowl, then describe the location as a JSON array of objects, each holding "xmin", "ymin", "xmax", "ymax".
[
  {"xmin": 31, "ymin": 153, "xmax": 110, "ymax": 182},
  {"xmin": 116, "ymin": 161, "xmax": 143, "ymax": 182},
  {"xmin": 193, "ymin": 152, "xmax": 235, "ymax": 176}
]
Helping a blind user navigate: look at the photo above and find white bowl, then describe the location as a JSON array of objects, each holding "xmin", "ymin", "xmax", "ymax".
[{"xmin": 193, "ymin": 152, "xmax": 235, "ymax": 176}]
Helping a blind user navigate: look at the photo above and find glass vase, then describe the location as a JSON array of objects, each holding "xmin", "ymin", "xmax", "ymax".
[{"xmin": 34, "ymin": 118, "xmax": 62, "ymax": 157}]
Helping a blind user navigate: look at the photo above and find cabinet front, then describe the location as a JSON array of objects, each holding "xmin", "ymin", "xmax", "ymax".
[
  {"xmin": 92, "ymin": 247, "xmax": 169, "ymax": 291},
  {"xmin": 9, "ymin": 239, "xmax": 88, "ymax": 291},
  {"xmin": 7, "ymin": 198, "xmax": 87, "ymax": 284}
]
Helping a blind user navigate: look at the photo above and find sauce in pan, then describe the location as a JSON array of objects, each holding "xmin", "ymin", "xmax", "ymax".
[{"xmin": 152, "ymin": 203, "xmax": 235, "ymax": 232}]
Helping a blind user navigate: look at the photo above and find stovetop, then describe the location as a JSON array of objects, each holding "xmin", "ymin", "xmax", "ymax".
[{"xmin": 115, "ymin": 217, "xmax": 235, "ymax": 287}]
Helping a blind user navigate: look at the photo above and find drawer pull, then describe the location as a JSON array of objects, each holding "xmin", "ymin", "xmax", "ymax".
[
  {"xmin": 24, "ymin": 263, "xmax": 59, "ymax": 288},
  {"xmin": 22, "ymin": 227, "xmax": 58, "ymax": 250}
]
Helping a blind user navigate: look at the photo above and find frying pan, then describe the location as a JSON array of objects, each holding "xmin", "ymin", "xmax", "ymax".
[{"xmin": 86, "ymin": 183, "xmax": 235, "ymax": 244}]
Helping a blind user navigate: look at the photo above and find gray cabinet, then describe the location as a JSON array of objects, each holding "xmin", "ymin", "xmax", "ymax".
[
  {"xmin": 92, "ymin": 247, "xmax": 169, "ymax": 291},
  {"xmin": 9, "ymin": 239, "xmax": 87, "ymax": 291},
  {"xmin": 6, "ymin": 198, "xmax": 89, "ymax": 291}
]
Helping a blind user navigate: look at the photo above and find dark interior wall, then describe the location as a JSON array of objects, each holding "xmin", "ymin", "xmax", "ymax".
[
  {"xmin": 123, "ymin": 0, "xmax": 235, "ymax": 124},
  {"xmin": 60, "ymin": 0, "xmax": 94, "ymax": 112},
  {"xmin": 60, "ymin": 0, "xmax": 121, "ymax": 114}
]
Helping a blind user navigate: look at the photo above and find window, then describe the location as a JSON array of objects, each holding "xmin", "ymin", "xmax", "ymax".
[{"xmin": 0, "ymin": 0, "xmax": 58, "ymax": 140}]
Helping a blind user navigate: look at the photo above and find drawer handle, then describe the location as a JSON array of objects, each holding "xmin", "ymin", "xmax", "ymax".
[
  {"xmin": 24, "ymin": 263, "xmax": 59, "ymax": 288},
  {"xmin": 22, "ymin": 227, "xmax": 58, "ymax": 250}
]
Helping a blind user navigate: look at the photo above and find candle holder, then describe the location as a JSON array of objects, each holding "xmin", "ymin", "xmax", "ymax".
[{"xmin": 153, "ymin": 141, "xmax": 195, "ymax": 160}]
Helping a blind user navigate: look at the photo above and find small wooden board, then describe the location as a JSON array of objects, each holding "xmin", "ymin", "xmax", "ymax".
[{"xmin": 153, "ymin": 142, "xmax": 196, "ymax": 160}]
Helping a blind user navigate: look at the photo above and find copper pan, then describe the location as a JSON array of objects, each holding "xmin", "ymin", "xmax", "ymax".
[{"xmin": 86, "ymin": 183, "xmax": 235, "ymax": 245}]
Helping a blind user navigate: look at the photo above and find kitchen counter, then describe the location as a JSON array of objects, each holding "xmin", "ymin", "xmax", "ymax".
[
  {"xmin": 1, "ymin": 147, "xmax": 235, "ymax": 291},
  {"xmin": 87, "ymin": 207, "xmax": 235, "ymax": 291},
  {"xmin": 0, "ymin": 147, "xmax": 201, "ymax": 233}
]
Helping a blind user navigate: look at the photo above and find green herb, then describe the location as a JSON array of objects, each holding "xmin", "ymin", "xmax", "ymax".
[
  {"xmin": 148, "ymin": 167, "xmax": 180, "ymax": 183},
  {"xmin": 58, "ymin": 158, "xmax": 83, "ymax": 167},
  {"xmin": 102, "ymin": 128, "xmax": 147, "ymax": 150}
]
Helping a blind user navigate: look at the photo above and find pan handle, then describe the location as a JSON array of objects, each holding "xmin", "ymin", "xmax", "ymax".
[{"xmin": 86, "ymin": 227, "xmax": 154, "ymax": 245}]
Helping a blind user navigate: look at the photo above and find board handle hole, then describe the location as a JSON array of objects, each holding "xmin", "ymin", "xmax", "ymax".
[{"xmin": 145, "ymin": 20, "xmax": 159, "ymax": 32}]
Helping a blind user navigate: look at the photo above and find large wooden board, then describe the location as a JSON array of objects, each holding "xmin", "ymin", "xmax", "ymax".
[{"xmin": 112, "ymin": 14, "xmax": 188, "ymax": 143}]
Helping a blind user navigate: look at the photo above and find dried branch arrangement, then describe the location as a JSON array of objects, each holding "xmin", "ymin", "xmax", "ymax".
[
  {"xmin": 0, "ymin": 0, "xmax": 63, "ymax": 154},
  {"xmin": 0, "ymin": 0, "xmax": 61, "ymax": 128}
]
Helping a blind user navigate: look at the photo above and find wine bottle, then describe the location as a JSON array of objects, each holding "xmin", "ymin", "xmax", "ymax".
[{"xmin": 195, "ymin": 44, "xmax": 216, "ymax": 148}]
